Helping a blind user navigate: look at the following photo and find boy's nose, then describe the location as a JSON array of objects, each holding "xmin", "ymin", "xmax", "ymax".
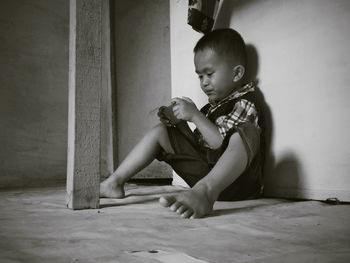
[{"xmin": 201, "ymin": 76, "xmax": 210, "ymax": 86}]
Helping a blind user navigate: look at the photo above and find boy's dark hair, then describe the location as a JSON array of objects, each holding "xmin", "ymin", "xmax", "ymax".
[{"xmin": 194, "ymin": 28, "xmax": 247, "ymax": 66}]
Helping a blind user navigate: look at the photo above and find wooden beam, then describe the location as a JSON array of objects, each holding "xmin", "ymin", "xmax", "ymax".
[{"xmin": 66, "ymin": 0, "xmax": 102, "ymax": 209}]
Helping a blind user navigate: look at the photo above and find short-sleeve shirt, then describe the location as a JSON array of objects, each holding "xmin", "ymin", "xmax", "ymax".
[{"xmin": 194, "ymin": 82, "xmax": 261, "ymax": 165}]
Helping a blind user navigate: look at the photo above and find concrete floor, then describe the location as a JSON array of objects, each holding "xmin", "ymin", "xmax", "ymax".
[{"xmin": 0, "ymin": 184, "xmax": 349, "ymax": 263}]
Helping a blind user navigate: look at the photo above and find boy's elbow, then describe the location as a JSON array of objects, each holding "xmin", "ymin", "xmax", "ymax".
[{"xmin": 209, "ymin": 137, "xmax": 224, "ymax": 150}]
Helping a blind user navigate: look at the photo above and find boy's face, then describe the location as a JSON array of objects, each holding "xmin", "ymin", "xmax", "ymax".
[{"xmin": 194, "ymin": 48, "xmax": 237, "ymax": 102}]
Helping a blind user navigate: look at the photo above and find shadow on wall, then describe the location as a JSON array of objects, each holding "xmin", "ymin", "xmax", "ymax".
[
  {"xmin": 244, "ymin": 44, "xmax": 275, "ymax": 194},
  {"xmin": 214, "ymin": 0, "xmax": 303, "ymax": 197},
  {"xmin": 264, "ymin": 152, "xmax": 303, "ymax": 196},
  {"xmin": 247, "ymin": 51, "xmax": 303, "ymax": 196}
]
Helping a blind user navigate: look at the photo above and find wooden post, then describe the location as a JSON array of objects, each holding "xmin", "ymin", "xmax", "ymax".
[{"xmin": 66, "ymin": 0, "xmax": 102, "ymax": 209}]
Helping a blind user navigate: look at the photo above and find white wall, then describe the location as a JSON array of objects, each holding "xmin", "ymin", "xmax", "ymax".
[
  {"xmin": 170, "ymin": 0, "xmax": 350, "ymax": 201},
  {"xmin": 170, "ymin": 1, "xmax": 207, "ymax": 106}
]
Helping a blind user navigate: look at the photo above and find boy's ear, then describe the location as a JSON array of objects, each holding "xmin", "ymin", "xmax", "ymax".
[{"xmin": 232, "ymin": 65, "xmax": 245, "ymax": 82}]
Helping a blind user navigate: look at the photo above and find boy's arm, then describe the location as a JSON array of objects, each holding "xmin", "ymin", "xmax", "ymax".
[
  {"xmin": 191, "ymin": 111, "xmax": 223, "ymax": 148},
  {"xmin": 172, "ymin": 97, "xmax": 223, "ymax": 149}
]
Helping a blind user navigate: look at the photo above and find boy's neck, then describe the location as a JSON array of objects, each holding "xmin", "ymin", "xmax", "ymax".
[
  {"xmin": 209, "ymin": 82, "xmax": 254, "ymax": 105},
  {"xmin": 211, "ymin": 84, "xmax": 241, "ymax": 103}
]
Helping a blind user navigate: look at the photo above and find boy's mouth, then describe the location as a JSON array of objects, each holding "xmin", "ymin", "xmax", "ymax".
[{"xmin": 204, "ymin": 89, "xmax": 215, "ymax": 96}]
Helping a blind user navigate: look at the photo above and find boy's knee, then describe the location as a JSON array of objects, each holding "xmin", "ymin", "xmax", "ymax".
[{"xmin": 152, "ymin": 123, "xmax": 168, "ymax": 135}]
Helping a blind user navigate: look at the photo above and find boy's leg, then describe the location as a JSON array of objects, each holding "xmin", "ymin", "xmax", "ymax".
[
  {"xmin": 159, "ymin": 132, "xmax": 248, "ymax": 218},
  {"xmin": 100, "ymin": 123, "xmax": 175, "ymax": 198}
]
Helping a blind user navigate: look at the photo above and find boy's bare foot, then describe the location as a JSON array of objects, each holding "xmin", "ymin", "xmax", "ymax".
[
  {"xmin": 100, "ymin": 176, "xmax": 125, "ymax": 198},
  {"xmin": 159, "ymin": 184, "xmax": 215, "ymax": 218}
]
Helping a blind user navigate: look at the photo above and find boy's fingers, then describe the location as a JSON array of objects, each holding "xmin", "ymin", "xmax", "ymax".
[
  {"xmin": 171, "ymin": 97, "xmax": 185, "ymax": 105},
  {"xmin": 172, "ymin": 104, "xmax": 179, "ymax": 112},
  {"xmin": 172, "ymin": 105, "xmax": 182, "ymax": 115},
  {"xmin": 171, "ymin": 97, "xmax": 179, "ymax": 103},
  {"xmin": 173, "ymin": 108, "xmax": 183, "ymax": 120},
  {"xmin": 181, "ymin": 97, "xmax": 194, "ymax": 104}
]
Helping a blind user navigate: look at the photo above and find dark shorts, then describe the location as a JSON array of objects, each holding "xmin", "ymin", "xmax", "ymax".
[{"xmin": 156, "ymin": 122, "xmax": 262, "ymax": 201}]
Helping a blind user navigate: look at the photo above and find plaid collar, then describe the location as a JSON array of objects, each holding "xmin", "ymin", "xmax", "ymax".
[{"xmin": 208, "ymin": 82, "xmax": 255, "ymax": 110}]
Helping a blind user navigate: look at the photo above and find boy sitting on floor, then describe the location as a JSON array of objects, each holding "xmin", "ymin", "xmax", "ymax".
[{"xmin": 100, "ymin": 28, "xmax": 263, "ymax": 219}]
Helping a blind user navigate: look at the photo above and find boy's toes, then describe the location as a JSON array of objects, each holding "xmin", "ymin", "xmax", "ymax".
[
  {"xmin": 181, "ymin": 209, "xmax": 194, "ymax": 219},
  {"xmin": 159, "ymin": 195, "xmax": 176, "ymax": 207},
  {"xmin": 170, "ymin": 201, "xmax": 181, "ymax": 212},
  {"xmin": 176, "ymin": 205, "xmax": 187, "ymax": 214}
]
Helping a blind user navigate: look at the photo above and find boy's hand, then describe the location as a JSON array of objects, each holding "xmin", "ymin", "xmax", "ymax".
[{"xmin": 171, "ymin": 97, "xmax": 199, "ymax": 122}]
